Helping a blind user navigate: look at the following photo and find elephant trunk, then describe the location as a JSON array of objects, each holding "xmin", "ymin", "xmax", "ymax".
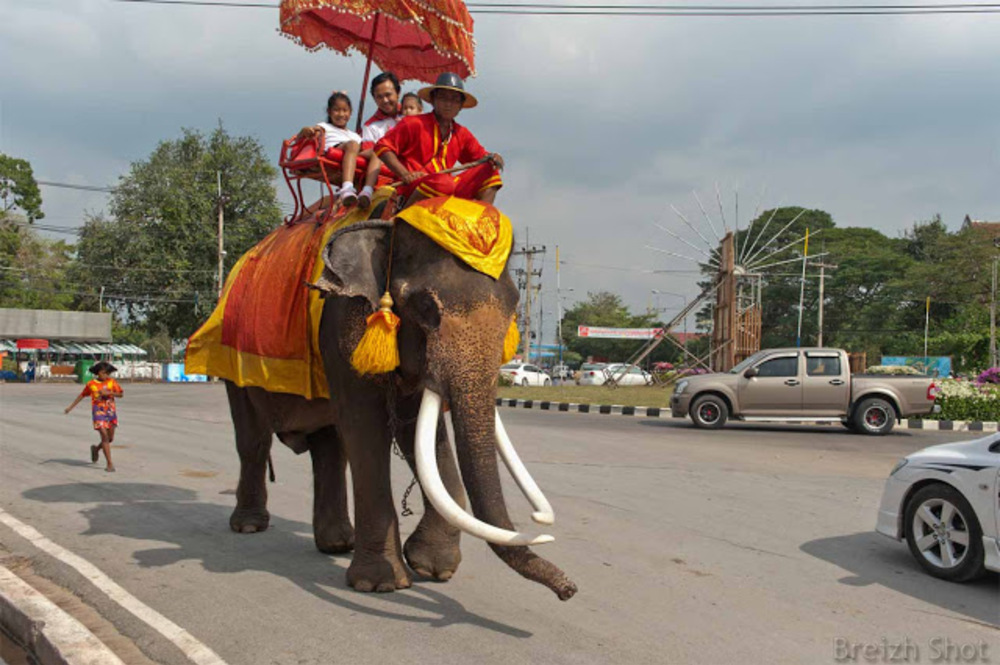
[{"xmin": 443, "ymin": 380, "xmax": 577, "ymax": 601}]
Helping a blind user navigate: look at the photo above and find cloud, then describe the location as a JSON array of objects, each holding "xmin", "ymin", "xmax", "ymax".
[{"xmin": 2, "ymin": 0, "xmax": 998, "ymax": 332}]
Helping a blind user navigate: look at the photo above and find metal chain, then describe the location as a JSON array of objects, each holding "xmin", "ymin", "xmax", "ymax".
[{"xmin": 386, "ymin": 378, "xmax": 419, "ymax": 517}]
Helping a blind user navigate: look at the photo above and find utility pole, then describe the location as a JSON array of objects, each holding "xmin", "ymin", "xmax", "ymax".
[
  {"xmin": 216, "ymin": 171, "xmax": 227, "ymax": 298},
  {"xmin": 511, "ymin": 230, "xmax": 545, "ymax": 364},
  {"xmin": 814, "ymin": 261, "xmax": 838, "ymax": 347},
  {"xmin": 991, "ymin": 254, "xmax": 998, "ymax": 368}
]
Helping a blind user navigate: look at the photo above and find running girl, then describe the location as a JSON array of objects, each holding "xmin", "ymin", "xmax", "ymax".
[{"xmin": 64, "ymin": 361, "xmax": 122, "ymax": 472}]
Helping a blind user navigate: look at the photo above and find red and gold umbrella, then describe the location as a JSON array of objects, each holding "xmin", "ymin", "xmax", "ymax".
[{"xmin": 279, "ymin": 0, "xmax": 476, "ymax": 128}]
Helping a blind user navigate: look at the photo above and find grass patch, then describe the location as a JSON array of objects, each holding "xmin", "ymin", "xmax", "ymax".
[{"xmin": 498, "ymin": 384, "xmax": 673, "ymax": 408}]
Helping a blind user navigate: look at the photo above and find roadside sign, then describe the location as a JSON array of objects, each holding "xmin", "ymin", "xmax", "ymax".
[
  {"xmin": 577, "ymin": 326, "xmax": 664, "ymax": 340},
  {"xmin": 16, "ymin": 338, "xmax": 49, "ymax": 350}
]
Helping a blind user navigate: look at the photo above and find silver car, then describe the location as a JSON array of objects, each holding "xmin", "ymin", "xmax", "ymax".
[{"xmin": 876, "ymin": 433, "xmax": 1000, "ymax": 582}]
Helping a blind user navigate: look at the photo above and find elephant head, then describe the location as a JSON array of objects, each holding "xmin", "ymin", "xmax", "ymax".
[{"xmin": 318, "ymin": 217, "xmax": 577, "ymax": 600}]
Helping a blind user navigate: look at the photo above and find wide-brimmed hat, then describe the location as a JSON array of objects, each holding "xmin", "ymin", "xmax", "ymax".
[
  {"xmin": 418, "ymin": 72, "xmax": 478, "ymax": 109},
  {"xmin": 90, "ymin": 361, "xmax": 118, "ymax": 375}
]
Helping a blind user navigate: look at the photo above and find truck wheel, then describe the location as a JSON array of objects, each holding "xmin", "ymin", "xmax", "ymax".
[
  {"xmin": 690, "ymin": 395, "xmax": 728, "ymax": 429},
  {"xmin": 904, "ymin": 483, "xmax": 985, "ymax": 582},
  {"xmin": 852, "ymin": 397, "xmax": 895, "ymax": 435}
]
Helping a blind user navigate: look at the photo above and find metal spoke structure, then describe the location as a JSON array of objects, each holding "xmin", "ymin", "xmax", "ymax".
[{"xmin": 616, "ymin": 188, "xmax": 814, "ymax": 384}]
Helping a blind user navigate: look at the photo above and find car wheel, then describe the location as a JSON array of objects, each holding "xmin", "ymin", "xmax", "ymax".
[
  {"xmin": 521, "ymin": 378, "xmax": 529, "ymax": 387},
  {"xmin": 690, "ymin": 394, "xmax": 728, "ymax": 429},
  {"xmin": 904, "ymin": 483, "xmax": 985, "ymax": 582},
  {"xmin": 852, "ymin": 397, "xmax": 895, "ymax": 435},
  {"xmin": 543, "ymin": 378, "xmax": 551, "ymax": 386}
]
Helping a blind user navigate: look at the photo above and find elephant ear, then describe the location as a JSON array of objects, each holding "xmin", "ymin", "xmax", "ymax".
[{"xmin": 315, "ymin": 221, "xmax": 392, "ymax": 309}]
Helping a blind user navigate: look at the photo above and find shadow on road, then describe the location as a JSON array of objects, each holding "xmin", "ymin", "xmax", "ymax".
[
  {"xmin": 39, "ymin": 458, "xmax": 99, "ymax": 468},
  {"xmin": 21, "ymin": 482, "xmax": 532, "ymax": 638},
  {"xmin": 801, "ymin": 531, "xmax": 999, "ymax": 628}
]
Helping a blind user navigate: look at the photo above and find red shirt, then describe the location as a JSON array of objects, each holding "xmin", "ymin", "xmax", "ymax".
[
  {"xmin": 80, "ymin": 378, "xmax": 123, "ymax": 405},
  {"xmin": 375, "ymin": 113, "xmax": 489, "ymax": 175}
]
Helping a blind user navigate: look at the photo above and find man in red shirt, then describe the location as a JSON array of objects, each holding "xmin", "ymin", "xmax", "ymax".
[{"xmin": 375, "ymin": 72, "xmax": 504, "ymax": 208}]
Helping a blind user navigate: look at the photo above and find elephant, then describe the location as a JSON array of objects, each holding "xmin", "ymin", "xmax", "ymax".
[{"xmin": 225, "ymin": 218, "xmax": 578, "ymax": 600}]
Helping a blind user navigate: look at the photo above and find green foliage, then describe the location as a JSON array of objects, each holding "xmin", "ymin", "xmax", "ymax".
[
  {"xmin": 0, "ymin": 153, "xmax": 44, "ymax": 222},
  {"xmin": 559, "ymin": 291, "xmax": 680, "ymax": 363},
  {"xmin": 0, "ymin": 219, "xmax": 74, "ymax": 309},
  {"xmin": 932, "ymin": 396, "xmax": 1000, "ymax": 422},
  {"xmin": 74, "ymin": 124, "xmax": 281, "ymax": 339},
  {"xmin": 694, "ymin": 208, "xmax": 996, "ymax": 374}
]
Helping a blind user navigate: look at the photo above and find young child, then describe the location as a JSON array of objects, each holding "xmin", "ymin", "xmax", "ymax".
[
  {"xmin": 301, "ymin": 91, "xmax": 364, "ymax": 206},
  {"xmin": 400, "ymin": 92, "xmax": 424, "ymax": 116},
  {"xmin": 64, "ymin": 361, "xmax": 123, "ymax": 472}
]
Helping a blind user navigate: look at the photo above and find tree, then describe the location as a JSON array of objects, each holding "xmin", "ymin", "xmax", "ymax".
[
  {"xmin": 0, "ymin": 153, "xmax": 44, "ymax": 223},
  {"xmin": 74, "ymin": 124, "xmax": 282, "ymax": 338},
  {"xmin": 560, "ymin": 291, "xmax": 679, "ymax": 363},
  {"xmin": 0, "ymin": 221, "xmax": 75, "ymax": 309}
]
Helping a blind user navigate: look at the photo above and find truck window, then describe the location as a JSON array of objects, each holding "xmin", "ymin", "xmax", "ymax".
[
  {"xmin": 756, "ymin": 356, "xmax": 799, "ymax": 377},
  {"xmin": 806, "ymin": 356, "xmax": 841, "ymax": 376}
]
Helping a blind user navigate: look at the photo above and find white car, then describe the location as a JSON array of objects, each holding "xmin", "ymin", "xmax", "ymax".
[
  {"xmin": 604, "ymin": 363, "xmax": 654, "ymax": 386},
  {"xmin": 876, "ymin": 432, "xmax": 1000, "ymax": 582},
  {"xmin": 577, "ymin": 363, "xmax": 609, "ymax": 386},
  {"xmin": 500, "ymin": 362, "xmax": 551, "ymax": 387}
]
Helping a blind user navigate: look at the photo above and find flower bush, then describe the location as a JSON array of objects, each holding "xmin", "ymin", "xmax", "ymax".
[
  {"xmin": 926, "ymin": 378, "xmax": 1000, "ymax": 422},
  {"xmin": 976, "ymin": 367, "xmax": 1000, "ymax": 385}
]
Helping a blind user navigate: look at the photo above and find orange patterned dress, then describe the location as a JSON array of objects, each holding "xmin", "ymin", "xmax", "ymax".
[{"xmin": 80, "ymin": 379, "xmax": 122, "ymax": 430}]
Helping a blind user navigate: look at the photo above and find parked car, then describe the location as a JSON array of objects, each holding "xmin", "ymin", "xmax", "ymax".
[
  {"xmin": 876, "ymin": 432, "xmax": 1000, "ymax": 582},
  {"xmin": 500, "ymin": 362, "xmax": 551, "ymax": 387},
  {"xmin": 604, "ymin": 363, "xmax": 654, "ymax": 386},
  {"xmin": 670, "ymin": 347, "xmax": 940, "ymax": 435},
  {"xmin": 551, "ymin": 364, "xmax": 572, "ymax": 381},
  {"xmin": 577, "ymin": 363, "xmax": 609, "ymax": 386}
]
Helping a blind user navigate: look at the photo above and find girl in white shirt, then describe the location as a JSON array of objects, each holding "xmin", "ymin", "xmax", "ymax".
[{"xmin": 304, "ymin": 91, "xmax": 363, "ymax": 206}]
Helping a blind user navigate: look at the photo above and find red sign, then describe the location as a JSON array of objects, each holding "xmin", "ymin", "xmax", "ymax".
[{"xmin": 16, "ymin": 338, "xmax": 49, "ymax": 350}]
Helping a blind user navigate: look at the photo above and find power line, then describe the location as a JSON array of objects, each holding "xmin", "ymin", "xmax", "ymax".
[
  {"xmin": 109, "ymin": 0, "xmax": 1000, "ymax": 15},
  {"xmin": 36, "ymin": 180, "xmax": 115, "ymax": 193}
]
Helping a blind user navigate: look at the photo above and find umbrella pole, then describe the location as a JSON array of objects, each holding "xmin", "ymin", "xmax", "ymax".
[{"xmin": 355, "ymin": 12, "xmax": 381, "ymax": 134}]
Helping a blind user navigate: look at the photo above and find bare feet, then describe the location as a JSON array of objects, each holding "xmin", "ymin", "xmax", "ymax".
[{"xmin": 105, "ymin": 466, "xmax": 116, "ymax": 473}]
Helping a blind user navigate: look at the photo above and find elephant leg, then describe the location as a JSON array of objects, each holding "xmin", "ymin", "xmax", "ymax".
[
  {"xmin": 225, "ymin": 381, "xmax": 272, "ymax": 534},
  {"xmin": 308, "ymin": 426, "xmax": 354, "ymax": 554},
  {"xmin": 331, "ymin": 384, "xmax": 410, "ymax": 592},
  {"xmin": 395, "ymin": 394, "xmax": 464, "ymax": 581}
]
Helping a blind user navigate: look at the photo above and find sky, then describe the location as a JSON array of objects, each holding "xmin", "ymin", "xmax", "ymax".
[{"xmin": 2, "ymin": 0, "xmax": 999, "ymax": 342}]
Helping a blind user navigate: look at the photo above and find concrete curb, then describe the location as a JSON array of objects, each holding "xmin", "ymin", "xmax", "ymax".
[
  {"xmin": 495, "ymin": 398, "xmax": 1000, "ymax": 432},
  {"xmin": 0, "ymin": 564, "xmax": 125, "ymax": 665}
]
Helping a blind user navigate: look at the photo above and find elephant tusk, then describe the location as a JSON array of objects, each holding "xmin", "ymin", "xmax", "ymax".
[
  {"xmin": 494, "ymin": 410, "xmax": 555, "ymax": 525},
  {"xmin": 416, "ymin": 390, "xmax": 554, "ymax": 546}
]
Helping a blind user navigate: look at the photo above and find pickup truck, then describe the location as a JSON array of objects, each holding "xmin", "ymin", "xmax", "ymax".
[{"xmin": 670, "ymin": 348, "xmax": 940, "ymax": 435}]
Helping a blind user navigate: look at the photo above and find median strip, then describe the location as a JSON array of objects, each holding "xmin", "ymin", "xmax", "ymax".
[{"xmin": 495, "ymin": 398, "xmax": 999, "ymax": 431}]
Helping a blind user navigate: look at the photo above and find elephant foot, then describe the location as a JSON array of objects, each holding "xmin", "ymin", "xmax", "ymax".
[
  {"xmin": 314, "ymin": 521, "xmax": 355, "ymax": 554},
  {"xmin": 404, "ymin": 531, "xmax": 462, "ymax": 582},
  {"xmin": 230, "ymin": 507, "xmax": 270, "ymax": 534},
  {"xmin": 346, "ymin": 554, "xmax": 411, "ymax": 593}
]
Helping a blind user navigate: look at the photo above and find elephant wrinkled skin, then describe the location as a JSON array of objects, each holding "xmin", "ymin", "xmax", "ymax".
[{"xmin": 225, "ymin": 219, "xmax": 577, "ymax": 600}]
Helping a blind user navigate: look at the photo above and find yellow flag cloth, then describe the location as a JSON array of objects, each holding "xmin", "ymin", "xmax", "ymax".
[{"xmin": 395, "ymin": 196, "xmax": 513, "ymax": 279}]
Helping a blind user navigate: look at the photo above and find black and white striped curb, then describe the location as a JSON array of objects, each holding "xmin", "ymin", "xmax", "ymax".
[{"xmin": 495, "ymin": 398, "xmax": 999, "ymax": 432}]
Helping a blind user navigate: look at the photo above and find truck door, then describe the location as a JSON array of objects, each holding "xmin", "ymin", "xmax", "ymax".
[
  {"xmin": 801, "ymin": 351, "xmax": 851, "ymax": 416},
  {"xmin": 738, "ymin": 352, "xmax": 802, "ymax": 416}
]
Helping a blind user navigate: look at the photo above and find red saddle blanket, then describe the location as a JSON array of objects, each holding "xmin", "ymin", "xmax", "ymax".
[{"xmin": 185, "ymin": 190, "xmax": 391, "ymax": 399}]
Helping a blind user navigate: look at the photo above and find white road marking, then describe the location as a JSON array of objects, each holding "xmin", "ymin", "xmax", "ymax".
[{"xmin": 0, "ymin": 508, "xmax": 229, "ymax": 665}]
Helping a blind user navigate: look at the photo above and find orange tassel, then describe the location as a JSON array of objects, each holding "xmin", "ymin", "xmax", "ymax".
[
  {"xmin": 351, "ymin": 292, "xmax": 400, "ymax": 375},
  {"xmin": 502, "ymin": 316, "xmax": 519, "ymax": 364}
]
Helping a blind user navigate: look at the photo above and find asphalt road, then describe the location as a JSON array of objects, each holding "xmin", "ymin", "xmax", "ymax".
[{"xmin": 1, "ymin": 383, "xmax": 996, "ymax": 665}]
